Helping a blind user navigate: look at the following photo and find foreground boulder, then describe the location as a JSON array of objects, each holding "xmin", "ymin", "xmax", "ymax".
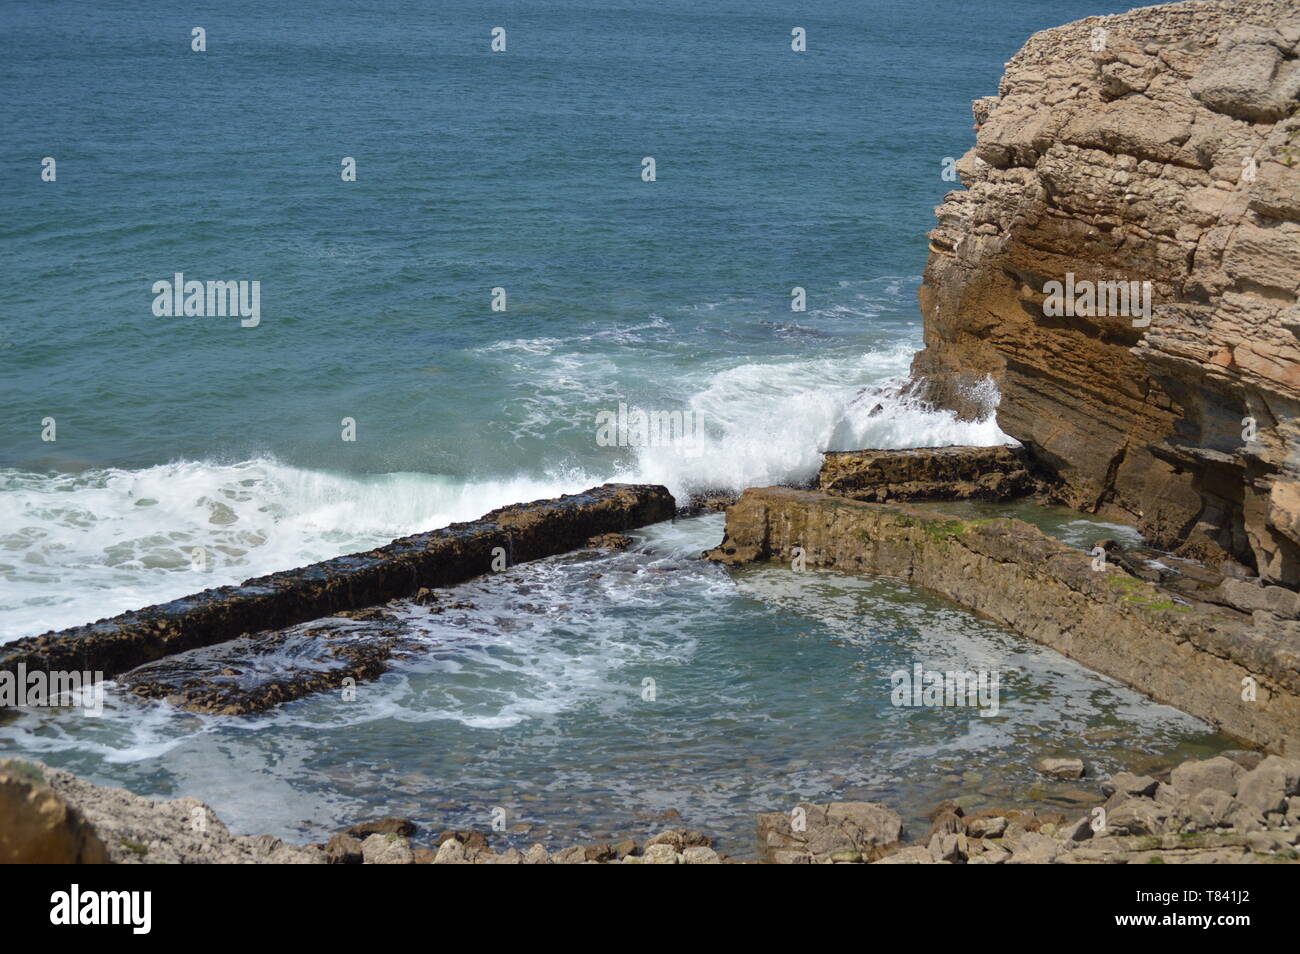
[
  {"xmin": 1, "ymin": 759, "xmax": 322, "ymax": 864},
  {"xmin": 0, "ymin": 760, "xmax": 107, "ymax": 863},
  {"xmin": 757, "ymin": 802, "xmax": 904, "ymax": 863}
]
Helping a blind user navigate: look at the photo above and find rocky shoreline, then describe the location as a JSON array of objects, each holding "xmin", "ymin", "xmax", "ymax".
[
  {"xmin": 6, "ymin": 750, "xmax": 1298, "ymax": 864},
  {"xmin": 705, "ymin": 473, "xmax": 1300, "ymax": 757},
  {"xmin": 3, "ymin": 0, "xmax": 1298, "ymax": 866}
]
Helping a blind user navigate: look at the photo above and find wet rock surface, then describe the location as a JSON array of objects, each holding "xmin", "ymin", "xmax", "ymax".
[
  {"xmin": 120, "ymin": 611, "xmax": 424, "ymax": 715},
  {"xmin": 681, "ymin": 491, "xmax": 740, "ymax": 516},
  {"xmin": 0, "ymin": 483, "xmax": 675, "ymax": 708}
]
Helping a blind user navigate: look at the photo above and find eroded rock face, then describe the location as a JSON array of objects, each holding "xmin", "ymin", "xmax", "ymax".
[
  {"xmin": 909, "ymin": 0, "xmax": 1300, "ymax": 584},
  {"xmin": 818, "ymin": 445, "xmax": 1037, "ymax": 502}
]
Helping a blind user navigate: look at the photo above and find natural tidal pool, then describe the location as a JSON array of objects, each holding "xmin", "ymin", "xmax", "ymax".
[
  {"xmin": 907, "ymin": 498, "xmax": 1148, "ymax": 551},
  {"xmin": 0, "ymin": 513, "xmax": 1235, "ymax": 859}
]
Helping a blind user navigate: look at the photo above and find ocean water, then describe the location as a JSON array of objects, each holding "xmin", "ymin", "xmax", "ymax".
[
  {"xmin": 0, "ymin": 0, "xmax": 1148, "ymax": 640},
  {"xmin": 1, "ymin": 0, "xmax": 1230, "ymax": 855}
]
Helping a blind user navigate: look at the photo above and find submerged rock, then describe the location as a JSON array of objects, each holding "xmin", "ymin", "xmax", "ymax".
[
  {"xmin": 1039, "ymin": 758, "xmax": 1087, "ymax": 780},
  {"xmin": 583, "ymin": 533, "xmax": 633, "ymax": 550},
  {"xmin": 348, "ymin": 817, "xmax": 418, "ymax": 839},
  {"xmin": 1, "ymin": 483, "xmax": 675, "ymax": 716}
]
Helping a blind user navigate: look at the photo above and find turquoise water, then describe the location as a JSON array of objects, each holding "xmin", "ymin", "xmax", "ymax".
[{"xmin": 1, "ymin": 0, "xmax": 1230, "ymax": 856}]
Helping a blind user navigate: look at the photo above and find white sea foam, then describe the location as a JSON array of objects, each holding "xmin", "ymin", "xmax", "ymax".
[
  {"xmin": 625, "ymin": 350, "xmax": 1011, "ymax": 501},
  {"xmin": 1, "ymin": 289, "xmax": 1012, "ymax": 642},
  {"xmin": 0, "ymin": 460, "xmax": 599, "ymax": 641}
]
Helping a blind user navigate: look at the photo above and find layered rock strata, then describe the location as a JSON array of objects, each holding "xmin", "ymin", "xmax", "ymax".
[
  {"xmin": 818, "ymin": 445, "xmax": 1037, "ymax": 502},
  {"xmin": 909, "ymin": 0, "xmax": 1300, "ymax": 585},
  {"xmin": 0, "ymin": 483, "xmax": 674, "ymax": 694},
  {"xmin": 705, "ymin": 487, "xmax": 1300, "ymax": 756}
]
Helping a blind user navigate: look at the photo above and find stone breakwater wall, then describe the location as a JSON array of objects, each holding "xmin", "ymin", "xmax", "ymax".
[
  {"xmin": 0, "ymin": 483, "xmax": 675, "ymax": 690},
  {"xmin": 705, "ymin": 486, "xmax": 1300, "ymax": 756}
]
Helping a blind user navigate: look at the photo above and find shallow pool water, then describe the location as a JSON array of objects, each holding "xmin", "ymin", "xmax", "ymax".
[{"xmin": 908, "ymin": 498, "xmax": 1148, "ymax": 551}]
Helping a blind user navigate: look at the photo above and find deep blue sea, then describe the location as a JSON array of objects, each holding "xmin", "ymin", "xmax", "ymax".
[{"xmin": 0, "ymin": 0, "xmax": 1233, "ymax": 855}]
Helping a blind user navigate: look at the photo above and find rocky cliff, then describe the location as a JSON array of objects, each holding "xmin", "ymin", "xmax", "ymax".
[{"xmin": 910, "ymin": 0, "xmax": 1300, "ymax": 585}]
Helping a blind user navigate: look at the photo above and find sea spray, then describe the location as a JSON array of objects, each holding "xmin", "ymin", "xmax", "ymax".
[{"xmin": 0, "ymin": 360, "xmax": 1011, "ymax": 642}]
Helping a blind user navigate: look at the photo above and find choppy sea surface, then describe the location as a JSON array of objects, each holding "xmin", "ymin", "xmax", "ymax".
[{"xmin": 1, "ymin": 0, "xmax": 1228, "ymax": 856}]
